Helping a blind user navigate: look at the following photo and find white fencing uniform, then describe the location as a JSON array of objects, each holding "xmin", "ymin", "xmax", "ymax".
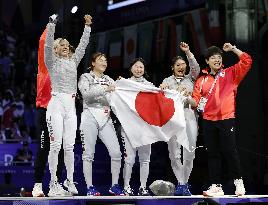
[
  {"xmin": 78, "ymin": 71, "xmax": 121, "ymax": 188},
  {"xmin": 122, "ymin": 76, "xmax": 153, "ymax": 189},
  {"xmin": 162, "ymin": 52, "xmax": 200, "ymax": 184},
  {"xmin": 44, "ymin": 22, "xmax": 91, "ymax": 183}
]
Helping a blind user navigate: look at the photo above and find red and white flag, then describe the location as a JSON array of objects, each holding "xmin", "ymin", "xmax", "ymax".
[
  {"xmin": 110, "ymin": 78, "xmax": 189, "ymax": 150},
  {"xmin": 124, "ymin": 25, "xmax": 137, "ymax": 68}
]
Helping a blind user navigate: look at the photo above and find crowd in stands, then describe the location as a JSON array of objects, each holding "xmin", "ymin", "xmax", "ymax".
[{"xmin": 0, "ymin": 23, "xmax": 37, "ymax": 144}]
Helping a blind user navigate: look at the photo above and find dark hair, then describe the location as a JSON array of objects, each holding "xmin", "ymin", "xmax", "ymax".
[
  {"xmin": 204, "ymin": 46, "xmax": 223, "ymax": 60},
  {"xmin": 129, "ymin": 57, "xmax": 149, "ymax": 78},
  {"xmin": 171, "ymin": 56, "xmax": 185, "ymax": 67},
  {"xmin": 89, "ymin": 52, "xmax": 107, "ymax": 70}
]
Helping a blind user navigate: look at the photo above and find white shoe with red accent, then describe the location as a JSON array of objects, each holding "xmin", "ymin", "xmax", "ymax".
[
  {"xmin": 234, "ymin": 178, "xmax": 245, "ymax": 196},
  {"xmin": 203, "ymin": 184, "xmax": 224, "ymax": 197},
  {"xmin": 32, "ymin": 183, "xmax": 45, "ymax": 197}
]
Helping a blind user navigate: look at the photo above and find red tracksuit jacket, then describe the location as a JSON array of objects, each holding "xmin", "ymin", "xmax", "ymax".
[{"xmin": 192, "ymin": 52, "xmax": 252, "ymax": 121}]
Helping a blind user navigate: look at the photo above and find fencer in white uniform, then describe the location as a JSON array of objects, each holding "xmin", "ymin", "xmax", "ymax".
[
  {"xmin": 122, "ymin": 58, "xmax": 154, "ymax": 196},
  {"xmin": 44, "ymin": 14, "xmax": 92, "ymax": 196},
  {"xmin": 78, "ymin": 52, "xmax": 124, "ymax": 196},
  {"xmin": 160, "ymin": 42, "xmax": 200, "ymax": 196}
]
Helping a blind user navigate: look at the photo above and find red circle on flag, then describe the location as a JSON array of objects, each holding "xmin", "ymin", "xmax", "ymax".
[{"xmin": 135, "ymin": 92, "xmax": 175, "ymax": 127}]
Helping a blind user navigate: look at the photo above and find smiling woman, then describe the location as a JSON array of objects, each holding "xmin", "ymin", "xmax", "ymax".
[
  {"xmin": 160, "ymin": 42, "xmax": 200, "ymax": 196},
  {"xmin": 53, "ymin": 38, "xmax": 70, "ymax": 57},
  {"xmin": 78, "ymin": 52, "xmax": 124, "ymax": 196},
  {"xmin": 44, "ymin": 14, "xmax": 92, "ymax": 197}
]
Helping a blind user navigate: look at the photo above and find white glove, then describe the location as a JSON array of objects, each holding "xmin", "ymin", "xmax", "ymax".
[{"xmin": 49, "ymin": 14, "xmax": 58, "ymax": 24}]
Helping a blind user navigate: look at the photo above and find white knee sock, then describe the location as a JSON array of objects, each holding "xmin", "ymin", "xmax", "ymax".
[
  {"xmin": 48, "ymin": 149, "xmax": 59, "ymax": 182},
  {"xmin": 111, "ymin": 159, "xmax": 121, "ymax": 186},
  {"xmin": 171, "ymin": 158, "xmax": 184, "ymax": 184},
  {"xmin": 140, "ymin": 162, "xmax": 149, "ymax": 188},
  {"xmin": 183, "ymin": 160, "xmax": 193, "ymax": 184},
  {"xmin": 64, "ymin": 149, "xmax": 74, "ymax": 182},
  {"xmin": 123, "ymin": 163, "xmax": 133, "ymax": 188},
  {"xmin": 83, "ymin": 160, "xmax": 93, "ymax": 187}
]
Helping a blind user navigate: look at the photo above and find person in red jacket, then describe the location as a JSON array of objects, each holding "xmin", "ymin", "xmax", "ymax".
[
  {"xmin": 191, "ymin": 43, "xmax": 252, "ymax": 197},
  {"xmin": 32, "ymin": 29, "xmax": 65, "ymax": 197}
]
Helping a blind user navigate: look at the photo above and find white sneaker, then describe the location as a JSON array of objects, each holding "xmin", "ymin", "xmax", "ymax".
[
  {"xmin": 124, "ymin": 186, "xmax": 134, "ymax": 196},
  {"xmin": 48, "ymin": 181, "xmax": 71, "ymax": 197},
  {"xmin": 234, "ymin": 178, "xmax": 245, "ymax": 196},
  {"xmin": 138, "ymin": 186, "xmax": 150, "ymax": 196},
  {"xmin": 203, "ymin": 184, "xmax": 224, "ymax": 197},
  {"xmin": 32, "ymin": 183, "xmax": 45, "ymax": 197},
  {"xmin": 63, "ymin": 179, "xmax": 78, "ymax": 195}
]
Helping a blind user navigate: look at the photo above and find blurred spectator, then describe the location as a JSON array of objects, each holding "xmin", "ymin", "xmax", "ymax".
[
  {"xmin": 2, "ymin": 89, "xmax": 14, "ymax": 111},
  {"xmin": 0, "ymin": 50, "xmax": 12, "ymax": 81},
  {"xmin": 6, "ymin": 32, "xmax": 16, "ymax": 54},
  {"xmin": 13, "ymin": 95, "xmax": 25, "ymax": 128},
  {"xmin": 14, "ymin": 47, "xmax": 26, "ymax": 87},
  {"xmin": 23, "ymin": 103, "xmax": 36, "ymax": 139},
  {"xmin": 21, "ymin": 129, "xmax": 32, "ymax": 144},
  {"xmin": 2, "ymin": 103, "xmax": 16, "ymax": 139},
  {"xmin": 0, "ymin": 101, "xmax": 3, "ymax": 122},
  {"xmin": 13, "ymin": 141, "xmax": 33, "ymax": 166},
  {"xmin": 0, "ymin": 173, "xmax": 17, "ymax": 196},
  {"xmin": 0, "ymin": 124, "xmax": 6, "ymax": 144},
  {"xmin": 9, "ymin": 122, "xmax": 22, "ymax": 142},
  {"xmin": 0, "ymin": 25, "xmax": 37, "ymax": 144}
]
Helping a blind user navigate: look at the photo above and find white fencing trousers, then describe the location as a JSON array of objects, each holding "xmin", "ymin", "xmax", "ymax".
[
  {"xmin": 46, "ymin": 92, "xmax": 77, "ymax": 182},
  {"xmin": 122, "ymin": 129, "xmax": 151, "ymax": 188},
  {"xmin": 80, "ymin": 109, "xmax": 121, "ymax": 188},
  {"xmin": 167, "ymin": 108, "xmax": 198, "ymax": 184}
]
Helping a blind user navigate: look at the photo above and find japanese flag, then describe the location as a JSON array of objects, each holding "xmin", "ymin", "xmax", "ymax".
[{"xmin": 110, "ymin": 78, "xmax": 189, "ymax": 150}]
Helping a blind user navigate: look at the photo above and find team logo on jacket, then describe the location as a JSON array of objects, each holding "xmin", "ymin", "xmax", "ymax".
[{"xmin": 219, "ymin": 70, "xmax": 225, "ymax": 77}]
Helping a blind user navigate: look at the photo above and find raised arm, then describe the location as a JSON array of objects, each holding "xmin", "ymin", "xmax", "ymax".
[
  {"xmin": 44, "ymin": 14, "xmax": 58, "ymax": 71},
  {"xmin": 74, "ymin": 15, "xmax": 92, "ymax": 65},
  {"xmin": 180, "ymin": 42, "xmax": 200, "ymax": 80},
  {"xmin": 223, "ymin": 43, "xmax": 253, "ymax": 85}
]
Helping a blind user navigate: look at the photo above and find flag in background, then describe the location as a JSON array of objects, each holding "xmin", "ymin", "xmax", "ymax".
[
  {"xmin": 207, "ymin": 0, "xmax": 223, "ymax": 44},
  {"xmin": 109, "ymin": 29, "xmax": 122, "ymax": 70},
  {"xmin": 110, "ymin": 78, "xmax": 188, "ymax": 149},
  {"xmin": 138, "ymin": 22, "xmax": 154, "ymax": 63},
  {"xmin": 96, "ymin": 31, "xmax": 108, "ymax": 53},
  {"xmin": 169, "ymin": 20, "xmax": 177, "ymax": 59},
  {"xmin": 168, "ymin": 19, "xmax": 183, "ymax": 59},
  {"xmin": 155, "ymin": 19, "xmax": 168, "ymax": 62},
  {"xmin": 123, "ymin": 25, "xmax": 137, "ymax": 68},
  {"xmin": 265, "ymin": 0, "xmax": 268, "ymax": 16},
  {"xmin": 186, "ymin": 9, "xmax": 210, "ymax": 56}
]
